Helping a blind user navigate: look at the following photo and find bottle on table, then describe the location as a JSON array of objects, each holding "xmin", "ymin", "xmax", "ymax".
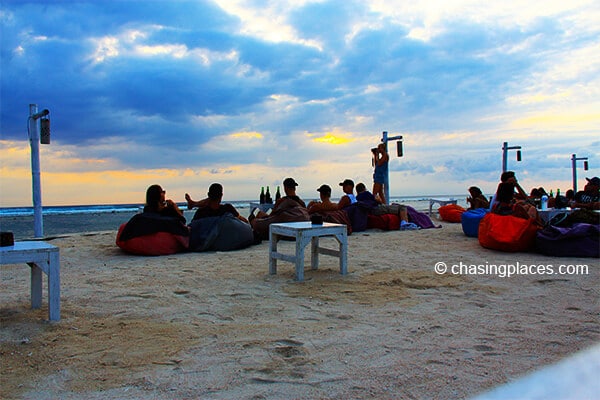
[
  {"xmin": 541, "ymin": 194, "xmax": 549, "ymax": 210},
  {"xmin": 275, "ymin": 186, "xmax": 281, "ymax": 201},
  {"xmin": 265, "ymin": 186, "xmax": 273, "ymax": 204},
  {"xmin": 259, "ymin": 187, "xmax": 265, "ymax": 204}
]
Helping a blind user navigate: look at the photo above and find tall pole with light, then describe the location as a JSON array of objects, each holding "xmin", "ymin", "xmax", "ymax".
[
  {"xmin": 502, "ymin": 141, "xmax": 522, "ymax": 173},
  {"xmin": 571, "ymin": 154, "xmax": 589, "ymax": 193},
  {"xmin": 376, "ymin": 131, "xmax": 403, "ymax": 205},
  {"xmin": 28, "ymin": 104, "xmax": 51, "ymax": 238}
]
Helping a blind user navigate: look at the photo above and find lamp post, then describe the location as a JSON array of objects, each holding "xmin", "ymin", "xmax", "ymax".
[
  {"xmin": 571, "ymin": 154, "xmax": 589, "ymax": 193},
  {"xmin": 502, "ymin": 141, "xmax": 522, "ymax": 173},
  {"xmin": 28, "ymin": 104, "xmax": 50, "ymax": 238},
  {"xmin": 377, "ymin": 131, "xmax": 403, "ymax": 205}
]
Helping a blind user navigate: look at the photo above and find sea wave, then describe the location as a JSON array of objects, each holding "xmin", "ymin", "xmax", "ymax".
[{"xmin": 0, "ymin": 195, "xmax": 465, "ymax": 217}]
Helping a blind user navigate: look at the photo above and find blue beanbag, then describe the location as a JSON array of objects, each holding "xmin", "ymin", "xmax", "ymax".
[{"xmin": 461, "ymin": 208, "xmax": 489, "ymax": 238}]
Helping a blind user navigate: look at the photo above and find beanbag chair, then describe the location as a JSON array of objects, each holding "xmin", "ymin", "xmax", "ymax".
[
  {"xmin": 367, "ymin": 214, "xmax": 400, "ymax": 230},
  {"xmin": 406, "ymin": 206, "xmax": 441, "ymax": 229},
  {"xmin": 536, "ymin": 223, "xmax": 599, "ymax": 257},
  {"xmin": 343, "ymin": 203, "xmax": 370, "ymax": 232},
  {"xmin": 251, "ymin": 198, "xmax": 310, "ymax": 240},
  {"xmin": 116, "ymin": 222, "xmax": 189, "ymax": 256},
  {"xmin": 189, "ymin": 214, "xmax": 255, "ymax": 252},
  {"xmin": 461, "ymin": 208, "xmax": 489, "ymax": 238},
  {"xmin": 478, "ymin": 213, "xmax": 539, "ymax": 252},
  {"xmin": 318, "ymin": 210, "xmax": 353, "ymax": 235},
  {"xmin": 438, "ymin": 204, "xmax": 466, "ymax": 223}
]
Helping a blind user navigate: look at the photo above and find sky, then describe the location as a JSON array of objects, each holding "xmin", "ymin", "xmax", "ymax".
[{"xmin": 1, "ymin": 0, "xmax": 599, "ymax": 207}]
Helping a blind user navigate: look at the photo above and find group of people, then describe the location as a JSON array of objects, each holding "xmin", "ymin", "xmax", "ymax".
[
  {"xmin": 142, "ymin": 173, "xmax": 420, "ymax": 245},
  {"xmin": 463, "ymin": 172, "xmax": 600, "ymax": 224}
]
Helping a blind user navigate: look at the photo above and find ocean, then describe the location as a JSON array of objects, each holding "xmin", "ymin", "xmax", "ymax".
[{"xmin": 0, "ymin": 195, "xmax": 467, "ymax": 240}]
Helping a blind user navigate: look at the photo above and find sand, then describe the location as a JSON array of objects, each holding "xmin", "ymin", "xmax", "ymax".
[{"xmin": 1, "ymin": 221, "xmax": 598, "ymax": 399}]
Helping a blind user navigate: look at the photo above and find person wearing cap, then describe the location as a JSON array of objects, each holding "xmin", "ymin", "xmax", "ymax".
[
  {"xmin": 337, "ymin": 179, "xmax": 358, "ymax": 209},
  {"xmin": 571, "ymin": 177, "xmax": 600, "ymax": 210},
  {"xmin": 190, "ymin": 183, "xmax": 248, "ymax": 223},
  {"xmin": 372, "ymin": 143, "xmax": 389, "ymax": 204},
  {"xmin": 308, "ymin": 184, "xmax": 338, "ymax": 214}
]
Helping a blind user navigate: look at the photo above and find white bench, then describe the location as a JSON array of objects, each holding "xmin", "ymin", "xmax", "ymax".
[
  {"xmin": 428, "ymin": 198, "xmax": 458, "ymax": 216},
  {"xmin": 0, "ymin": 241, "xmax": 60, "ymax": 321},
  {"xmin": 269, "ymin": 222, "xmax": 348, "ymax": 281}
]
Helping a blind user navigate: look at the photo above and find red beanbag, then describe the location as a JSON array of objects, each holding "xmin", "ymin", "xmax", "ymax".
[
  {"xmin": 478, "ymin": 213, "xmax": 539, "ymax": 252},
  {"xmin": 116, "ymin": 223, "xmax": 189, "ymax": 256},
  {"xmin": 438, "ymin": 204, "xmax": 466, "ymax": 223},
  {"xmin": 367, "ymin": 214, "xmax": 400, "ymax": 230}
]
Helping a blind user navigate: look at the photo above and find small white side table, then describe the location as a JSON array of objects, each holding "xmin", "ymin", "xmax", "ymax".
[
  {"xmin": 428, "ymin": 198, "xmax": 458, "ymax": 216},
  {"xmin": 0, "ymin": 241, "xmax": 61, "ymax": 321},
  {"xmin": 269, "ymin": 222, "xmax": 348, "ymax": 281}
]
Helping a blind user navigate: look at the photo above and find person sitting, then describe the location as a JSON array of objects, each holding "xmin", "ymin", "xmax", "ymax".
[
  {"xmin": 493, "ymin": 182, "xmax": 541, "ymax": 223},
  {"xmin": 466, "ymin": 186, "xmax": 490, "ymax": 210},
  {"xmin": 116, "ymin": 185, "xmax": 189, "ymax": 255},
  {"xmin": 337, "ymin": 179, "xmax": 358, "ymax": 209},
  {"xmin": 308, "ymin": 184, "xmax": 339, "ymax": 214},
  {"xmin": 490, "ymin": 171, "xmax": 528, "ymax": 210},
  {"xmin": 144, "ymin": 184, "xmax": 186, "ymax": 223},
  {"xmin": 250, "ymin": 177, "xmax": 310, "ymax": 239},
  {"xmin": 189, "ymin": 183, "xmax": 248, "ymax": 223},
  {"xmin": 355, "ymin": 182, "xmax": 418, "ymax": 230},
  {"xmin": 571, "ymin": 177, "xmax": 600, "ymax": 210}
]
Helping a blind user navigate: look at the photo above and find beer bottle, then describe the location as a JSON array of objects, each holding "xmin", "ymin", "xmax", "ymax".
[
  {"xmin": 265, "ymin": 186, "xmax": 272, "ymax": 204},
  {"xmin": 259, "ymin": 187, "xmax": 265, "ymax": 204},
  {"xmin": 275, "ymin": 186, "xmax": 281, "ymax": 201}
]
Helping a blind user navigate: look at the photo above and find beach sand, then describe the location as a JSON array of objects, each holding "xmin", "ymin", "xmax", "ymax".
[{"xmin": 1, "ymin": 220, "xmax": 598, "ymax": 399}]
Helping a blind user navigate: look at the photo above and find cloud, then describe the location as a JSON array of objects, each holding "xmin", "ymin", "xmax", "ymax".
[{"xmin": 1, "ymin": 0, "xmax": 599, "ymax": 206}]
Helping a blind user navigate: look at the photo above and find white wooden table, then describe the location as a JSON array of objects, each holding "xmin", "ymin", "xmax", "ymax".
[
  {"xmin": 428, "ymin": 198, "xmax": 458, "ymax": 216},
  {"xmin": 269, "ymin": 222, "xmax": 348, "ymax": 281},
  {"xmin": 0, "ymin": 241, "xmax": 60, "ymax": 321}
]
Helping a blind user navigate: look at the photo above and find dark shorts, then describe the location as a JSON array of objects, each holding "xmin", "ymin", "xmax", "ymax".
[{"xmin": 373, "ymin": 170, "xmax": 386, "ymax": 184}]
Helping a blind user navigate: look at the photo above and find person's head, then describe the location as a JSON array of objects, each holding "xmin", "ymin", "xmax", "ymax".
[
  {"xmin": 537, "ymin": 187, "xmax": 548, "ymax": 196},
  {"xmin": 496, "ymin": 182, "xmax": 515, "ymax": 203},
  {"xmin": 283, "ymin": 177, "xmax": 298, "ymax": 195},
  {"xmin": 500, "ymin": 171, "xmax": 516, "ymax": 183},
  {"xmin": 339, "ymin": 179, "xmax": 354, "ymax": 195},
  {"xmin": 207, "ymin": 183, "xmax": 223, "ymax": 201},
  {"xmin": 145, "ymin": 184, "xmax": 165, "ymax": 209},
  {"xmin": 317, "ymin": 184, "xmax": 331, "ymax": 200},
  {"xmin": 584, "ymin": 177, "xmax": 600, "ymax": 193},
  {"xmin": 565, "ymin": 189, "xmax": 575, "ymax": 200},
  {"xmin": 468, "ymin": 186, "xmax": 483, "ymax": 198},
  {"xmin": 355, "ymin": 182, "xmax": 367, "ymax": 193},
  {"xmin": 377, "ymin": 143, "xmax": 386, "ymax": 153},
  {"xmin": 529, "ymin": 188, "xmax": 540, "ymax": 198}
]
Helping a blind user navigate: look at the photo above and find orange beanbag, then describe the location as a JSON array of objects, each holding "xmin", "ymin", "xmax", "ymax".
[
  {"xmin": 116, "ymin": 223, "xmax": 189, "ymax": 256},
  {"xmin": 478, "ymin": 213, "xmax": 539, "ymax": 252},
  {"xmin": 438, "ymin": 204, "xmax": 466, "ymax": 223}
]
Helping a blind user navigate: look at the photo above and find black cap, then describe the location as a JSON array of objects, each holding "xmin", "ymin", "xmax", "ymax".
[
  {"xmin": 283, "ymin": 177, "xmax": 298, "ymax": 188},
  {"xmin": 586, "ymin": 177, "xmax": 600, "ymax": 186},
  {"xmin": 317, "ymin": 184, "xmax": 331, "ymax": 195},
  {"xmin": 339, "ymin": 179, "xmax": 354, "ymax": 187}
]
